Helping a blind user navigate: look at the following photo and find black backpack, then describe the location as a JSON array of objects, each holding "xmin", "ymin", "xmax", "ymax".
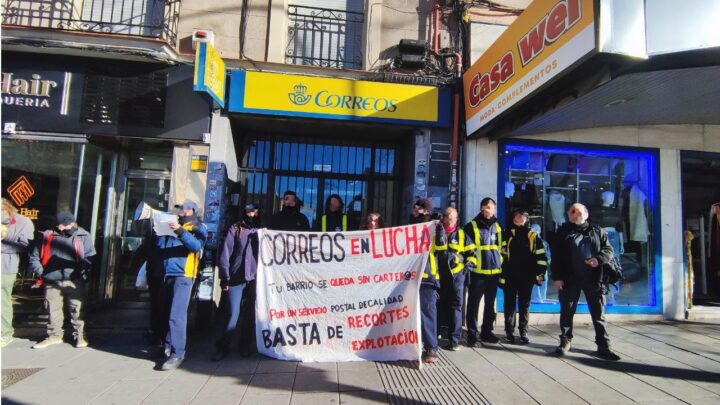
[{"xmin": 601, "ymin": 255, "xmax": 623, "ymax": 292}]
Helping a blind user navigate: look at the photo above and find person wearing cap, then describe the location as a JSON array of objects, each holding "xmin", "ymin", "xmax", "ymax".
[
  {"xmin": 268, "ymin": 191, "xmax": 310, "ymax": 231},
  {"xmin": 156, "ymin": 199, "xmax": 208, "ymax": 370},
  {"xmin": 501, "ymin": 209, "xmax": 548, "ymax": 344},
  {"xmin": 409, "ymin": 198, "xmax": 433, "ymax": 224},
  {"xmin": 2, "ymin": 198, "xmax": 34, "ymax": 347},
  {"xmin": 213, "ymin": 203, "xmax": 261, "ymax": 360},
  {"xmin": 28, "ymin": 211, "xmax": 96, "ymax": 349},
  {"xmin": 463, "ymin": 197, "xmax": 503, "ymax": 346},
  {"xmin": 313, "ymin": 194, "xmax": 352, "ymax": 232}
]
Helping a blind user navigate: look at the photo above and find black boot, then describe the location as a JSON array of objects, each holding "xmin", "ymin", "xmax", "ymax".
[
  {"xmin": 519, "ymin": 330, "xmax": 530, "ymax": 345},
  {"xmin": 505, "ymin": 331, "xmax": 516, "ymax": 344}
]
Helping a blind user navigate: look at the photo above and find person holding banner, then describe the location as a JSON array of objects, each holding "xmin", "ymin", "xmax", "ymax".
[
  {"xmin": 437, "ymin": 207, "xmax": 470, "ymax": 352},
  {"xmin": 420, "ymin": 219, "xmax": 444, "ymax": 363},
  {"xmin": 269, "ymin": 191, "xmax": 310, "ymax": 231},
  {"xmin": 314, "ymin": 194, "xmax": 353, "ymax": 232},
  {"xmin": 464, "ymin": 197, "xmax": 504, "ymax": 346},
  {"xmin": 213, "ymin": 203, "xmax": 260, "ymax": 361},
  {"xmin": 501, "ymin": 209, "xmax": 548, "ymax": 344}
]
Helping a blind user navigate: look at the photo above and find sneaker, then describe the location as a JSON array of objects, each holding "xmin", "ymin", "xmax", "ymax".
[
  {"xmin": 422, "ymin": 349, "xmax": 439, "ymax": 364},
  {"xmin": 75, "ymin": 336, "xmax": 88, "ymax": 348},
  {"xmin": 480, "ymin": 332, "xmax": 500, "ymax": 344},
  {"xmin": 466, "ymin": 338, "xmax": 478, "ymax": 348},
  {"xmin": 595, "ymin": 347, "xmax": 621, "ymax": 361},
  {"xmin": 555, "ymin": 340, "xmax": 571, "ymax": 356},
  {"xmin": 160, "ymin": 356, "xmax": 184, "ymax": 371},
  {"xmin": 519, "ymin": 331, "xmax": 530, "ymax": 345},
  {"xmin": 32, "ymin": 336, "xmax": 63, "ymax": 349},
  {"xmin": 505, "ymin": 332, "xmax": 516, "ymax": 344},
  {"xmin": 443, "ymin": 343, "xmax": 460, "ymax": 351},
  {"xmin": 1, "ymin": 337, "xmax": 13, "ymax": 347}
]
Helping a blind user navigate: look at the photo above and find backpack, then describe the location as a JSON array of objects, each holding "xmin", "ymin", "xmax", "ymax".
[{"xmin": 601, "ymin": 255, "xmax": 623, "ymax": 292}]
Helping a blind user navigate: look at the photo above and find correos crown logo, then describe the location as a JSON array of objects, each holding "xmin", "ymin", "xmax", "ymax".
[
  {"xmin": 288, "ymin": 83, "xmax": 311, "ymax": 105},
  {"xmin": 287, "ymin": 82, "xmax": 399, "ymax": 113}
]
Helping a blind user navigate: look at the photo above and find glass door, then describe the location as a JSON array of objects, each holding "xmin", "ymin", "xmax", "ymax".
[{"xmin": 115, "ymin": 170, "xmax": 171, "ymax": 301}]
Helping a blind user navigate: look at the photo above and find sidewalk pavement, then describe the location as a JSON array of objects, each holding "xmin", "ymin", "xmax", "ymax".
[{"xmin": 2, "ymin": 320, "xmax": 720, "ymax": 405}]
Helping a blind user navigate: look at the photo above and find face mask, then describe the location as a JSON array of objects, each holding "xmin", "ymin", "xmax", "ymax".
[
  {"xmin": 178, "ymin": 215, "xmax": 192, "ymax": 225},
  {"xmin": 62, "ymin": 227, "xmax": 77, "ymax": 236}
]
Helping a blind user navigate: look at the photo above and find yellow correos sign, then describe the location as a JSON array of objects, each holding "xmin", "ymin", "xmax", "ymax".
[
  {"xmin": 194, "ymin": 42, "xmax": 226, "ymax": 107},
  {"xmin": 229, "ymin": 71, "xmax": 449, "ymax": 127},
  {"xmin": 463, "ymin": 0, "xmax": 596, "ymax": 136}
]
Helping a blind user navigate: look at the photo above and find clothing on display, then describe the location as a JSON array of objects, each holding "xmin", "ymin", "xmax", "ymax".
[
  {"xmin": 548, "ymin": 192, "xmax": 567, "ymax": 229},
  {"xmin": 628, "ymin": 185, "xmax": 649, "ymax": 242}
]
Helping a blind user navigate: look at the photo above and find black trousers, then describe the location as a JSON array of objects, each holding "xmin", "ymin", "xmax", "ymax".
[
  {"xmin": 237, "ymin": 279, "xmax": 256, "ymax": 352},
  {"xmin": 148, "ymin": 276, "xmax": 166, "ymax": 344},
  {"xmin": 503, "ymin": 279, "xmax": 534, "ymax": 334},
  {"xmin": 466, "ymin": 273, "xmax": 498, "ymax": 341},
  {"xmin": 559, "ymin": 280, "xmax": 609, "ymax": 348}
]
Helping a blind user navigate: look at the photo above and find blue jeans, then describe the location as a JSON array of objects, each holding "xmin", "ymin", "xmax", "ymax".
[
  {"xmin": 466, "ymin": 274, "xmax": 498, "ymax": 342},
  {"xmin": 217, "ymin": 283, "xmax": 246, "ymax": 349},
  {"xmin": 162, "ymin": 276, "xmax": 194, "ymax": 359},
  {"xmin": 440, "ymin": 271, "xmax": 466, "ymax": 345},
  {"xmin": 419, "ymin": 285, "xmax": 439, "ymax": 351}
]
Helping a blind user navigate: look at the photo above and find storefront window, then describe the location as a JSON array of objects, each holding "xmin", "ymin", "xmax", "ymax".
[
  {"xmin": 1, "ymin": 137, "xmax": 116, "ymax": 302},
  {"xmin": 500, "ymin": 142, "xmax": 660, "ymax": 313}
]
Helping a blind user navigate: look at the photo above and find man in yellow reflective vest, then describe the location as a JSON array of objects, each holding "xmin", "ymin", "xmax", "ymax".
[
  {"xmin": 463, "ymin": 197, "xmax": 503, "ymax": 346},
  {"xmin": 314, "ymin": 194, "xmax": 351, "ymax": 232},
  {"xmin": 437, "ymin": 207, "xmax": 471, "ymax": 351}
]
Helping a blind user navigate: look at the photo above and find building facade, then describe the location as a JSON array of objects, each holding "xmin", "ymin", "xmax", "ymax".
[{"xmin": 461, "ymin": 0, "xmax": 720, "ymax": 320}]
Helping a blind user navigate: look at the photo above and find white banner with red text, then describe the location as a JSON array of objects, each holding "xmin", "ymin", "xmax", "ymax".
[{"xmin": 255, "ymin": 223, "xmax": 434, "ymax": 362}]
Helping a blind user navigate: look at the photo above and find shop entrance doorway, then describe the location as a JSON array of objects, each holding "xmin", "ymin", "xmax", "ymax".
[
  {"xmin": 115, "ymin": 170, "xmax": 171, "ymax": 301},
  {"xmin": 681, "ymin": 151, "xmax": 720, "ymax": 305},
  {"xmin": 237, "ymin": 135, "xmax": 400, "ymax": 229}
]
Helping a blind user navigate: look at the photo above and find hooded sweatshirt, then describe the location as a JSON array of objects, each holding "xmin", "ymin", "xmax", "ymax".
[{"xmin": 28, "ymin": 226, "xmax": 96, "ymax": 282}]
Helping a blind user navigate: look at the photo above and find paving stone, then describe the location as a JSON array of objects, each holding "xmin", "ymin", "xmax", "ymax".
[
  {"xmin": 142, "ymin": 372, "xmax": 210, "ymax": 403},
  {"xmin": 339, "ymin": 390, "xmax": 389, "ymax": 404},
  {"xmin": 244, "ymin": 372, "xmax": 295, "ymax": 395},
  {"xmin": 293, "ymin": 370, "xmax": 338, "ymax": 392},
  {"xmin": 256, "ymin": 358, "xmax": 299, "ymax": 373},
  {"xmin": 240, "ymin": 393, "xmax": 291, "ymax": 405},
  {"xmin": 297, "ymin": 362, "xmax": 337, "ymax": 373},
  {"xmin": 338, "ymin": 369, "xmax": 383, "ymax": 392},
  {"xmin": 214, "ymin": 357, "xmax": 260, "ymax": 376},
  {"xmin": 91, "ymin": 379, "xmax": 164, "ymax": 404},
  {"xmin": 290, "ymin": 392, "xmax": 340, "ymax": 404},
  {"xmin": 190, "ymin": 374, "xmax": 251, "ymax": 405}
]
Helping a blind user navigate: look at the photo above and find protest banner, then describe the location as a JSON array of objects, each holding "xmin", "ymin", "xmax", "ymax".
[{"xmin": 255, "ymin": 222, "xmax": 435, "ymax": 362}]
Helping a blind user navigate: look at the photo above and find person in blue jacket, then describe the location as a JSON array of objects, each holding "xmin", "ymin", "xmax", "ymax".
[{"xmin": 157, "ymin": 200, "xmax": 207, "ymax": 371}]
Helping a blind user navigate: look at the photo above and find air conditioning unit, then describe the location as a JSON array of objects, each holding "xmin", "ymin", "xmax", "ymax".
[{"xmin": 192, "ymin": 29, "xmax": 215, "ymax": 50}]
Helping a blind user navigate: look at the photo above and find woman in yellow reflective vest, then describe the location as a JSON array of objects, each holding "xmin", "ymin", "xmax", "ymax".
[
  {"xmin": 501, "ymin": 209, "xmax": 548, "ymax": 344},
  {"xmin": 313, "ymin": 194, "xmax": 351, "ymax": 232}
]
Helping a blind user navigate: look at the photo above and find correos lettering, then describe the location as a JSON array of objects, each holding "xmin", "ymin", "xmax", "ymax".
[{"xmin": 314, "ymin": 90, "xmax": 398, "ymax": 113}]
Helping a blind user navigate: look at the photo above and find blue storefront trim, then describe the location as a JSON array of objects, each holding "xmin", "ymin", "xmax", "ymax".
[{"xmin": 495, "ymin": 139, "xmax": 663, "ymax": 315}]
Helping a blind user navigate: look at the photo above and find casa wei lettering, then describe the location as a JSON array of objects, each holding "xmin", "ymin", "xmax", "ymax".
[
  {"xmin": 1, "ymin": 72, "xmax": 58, "ymax": 108},
  {"xmin": 467, "ymin": 0, "xmax": 582, "ymax": 107}
]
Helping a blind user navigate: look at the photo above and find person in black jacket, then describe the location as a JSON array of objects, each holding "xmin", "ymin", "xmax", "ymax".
[
  {"xmin": 501, "ymin": 210, "xmax": 547, "ymax": 344},
  {"xmin": 313, "ymin": 194, "xmax": 351, "ymax": 232},
  {"xmin": 29, "ymin": 212, "xmax": 96, "ymax": 349},
  {"xmin": 551, "ymin": 203, "xmax": 620, "ymax": 361},
  {"xmin": 268, "ymin": 191, "xmax": 310, "ymax": 231}
]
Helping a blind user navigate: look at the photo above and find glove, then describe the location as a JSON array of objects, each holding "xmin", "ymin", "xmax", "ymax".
[{"xmin": 220, "ymin": 279, "xmax": 229, "ymax": 289}]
